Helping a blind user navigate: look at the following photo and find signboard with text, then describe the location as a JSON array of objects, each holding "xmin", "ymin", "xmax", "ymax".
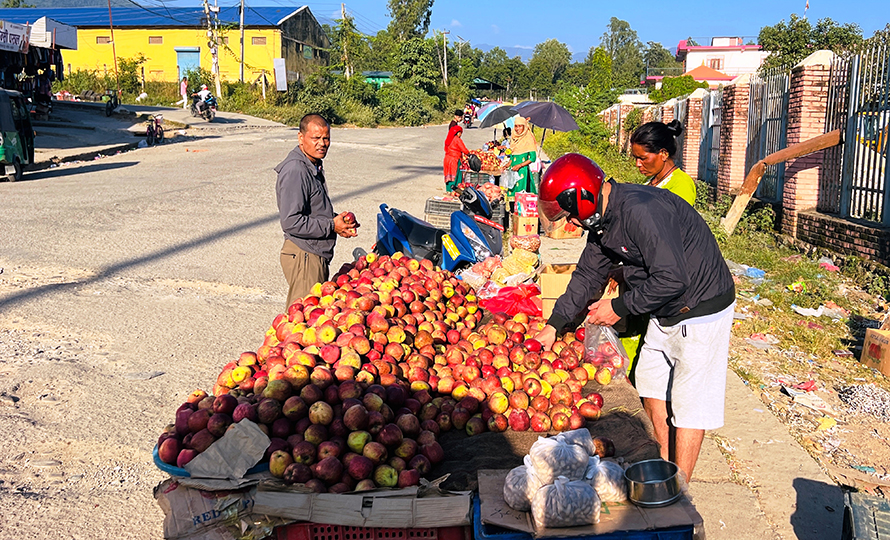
[{"xmin": 0, "ymin": 20, "xmax": 30, "ymax": 54}]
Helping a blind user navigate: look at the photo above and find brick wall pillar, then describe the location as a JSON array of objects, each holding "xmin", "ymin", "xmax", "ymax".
[
  {"xmin": 682, "ymin": 89, "xmax": 706, "ymax": 180},
  {"xmin": 618, "ymin": 104, "xmax": 636, "ymax": 151},
  {"xmin": 660, "ymin": 100, "xmax": 675, "ymax": 123},
  {"xmin": 717, "ymin": 74, "xmax": 750, "ymax": 196},
  {"xmin": 782, "ymin": 51, "xmax": 834, "ymax": 237}
]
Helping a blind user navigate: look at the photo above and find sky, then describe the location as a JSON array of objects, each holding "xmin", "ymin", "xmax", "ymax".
[{"xmin": 159, "ymin": 0, "xmax": 887, "ymax": 59}]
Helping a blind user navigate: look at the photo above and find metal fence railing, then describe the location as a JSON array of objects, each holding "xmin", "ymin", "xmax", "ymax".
[
  {"xmin": 699, "ymin": 89, "xmax": 723, "ymax": 186},
  {"xmin": 747, "ymin": 68, "xmax": 790, "ymax": 203},
  {"xmin": 835, "ymin": 46, "xmax": 890, "ymax": 223}
]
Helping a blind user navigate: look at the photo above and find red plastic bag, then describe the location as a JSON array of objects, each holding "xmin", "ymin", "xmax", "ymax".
[{"xmin": 480, "ymin": 284, "xmax": 542, "ymax": 317}]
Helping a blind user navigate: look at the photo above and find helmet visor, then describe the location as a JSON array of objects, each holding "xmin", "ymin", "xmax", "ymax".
[{"xmin": 539, "ymin": 198, "xmax": 569, "ymax": 222}]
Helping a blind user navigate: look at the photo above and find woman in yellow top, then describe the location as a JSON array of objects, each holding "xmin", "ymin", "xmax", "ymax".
[{"xmin": 630, "ymin": 120, "xmax": 696, "ymax": 205}]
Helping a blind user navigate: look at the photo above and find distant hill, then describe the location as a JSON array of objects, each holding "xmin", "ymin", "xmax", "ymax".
[{"xmin": 476, "ymin": 43, "xmax": 591, "ymax": 64}]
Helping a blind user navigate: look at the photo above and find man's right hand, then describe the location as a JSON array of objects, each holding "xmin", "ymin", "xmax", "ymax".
[
  {"xmin": 532, "ymin": 324, "xmax": 558, "ymax": 351},
  {"xmin": 334, "ymin": 212, "xmax": 358, "ymax": 238}
]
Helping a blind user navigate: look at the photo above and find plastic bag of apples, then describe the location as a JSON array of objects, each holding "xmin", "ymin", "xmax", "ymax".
[{"xmin": 582, "ymin": 323, "xmax": 629, "ymax": 385}]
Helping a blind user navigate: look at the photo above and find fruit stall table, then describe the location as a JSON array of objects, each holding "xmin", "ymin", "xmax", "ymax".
[{"xmin": 427, "ymin": 377, "xmax": 660, "ymax": 493}]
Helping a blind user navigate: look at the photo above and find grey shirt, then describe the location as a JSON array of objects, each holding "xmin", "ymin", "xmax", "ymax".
[{"xmin": 275, "ymin": 146, "xmax": 336, "ymax": 261}]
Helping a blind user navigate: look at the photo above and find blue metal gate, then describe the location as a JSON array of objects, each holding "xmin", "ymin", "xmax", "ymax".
[
  {"xmin": 175, "ymin": 47, "xmax": 201, "ymax": 80},
  {"xmin": 747, "ymin": 69, "xmax": 790, "ymax": 202}
]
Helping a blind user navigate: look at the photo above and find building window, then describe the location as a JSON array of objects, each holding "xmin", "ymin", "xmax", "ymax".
[
  {"xmin": 149, "ymin": 36, "xmax": 163, "ymax": 44},
  {"xmin": 252, "ymin": 36, "xmax": 266, "ymax": 46},
  {"xmin": 96, "ymin": 36, "xmax": 111, "ymax": 44},
  {"xmin": 221, "ymin": 37, "xmax": 229, "ymax": 45},
  {"xmin": 149, "ymin": 70, "xmax": 164, "ymax": 80},
  {"xmin": 706, "ymin": 57, "xmax": 724, "ymax": 71},
  {"xmin": 303, "ymin": 45, "xmax": 312, "ymax": 59}
]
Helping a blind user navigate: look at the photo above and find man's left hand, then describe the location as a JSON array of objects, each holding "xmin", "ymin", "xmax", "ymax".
[{"xmin": 587, "ymin": 298, "xmax": 620, "ymax": 326}]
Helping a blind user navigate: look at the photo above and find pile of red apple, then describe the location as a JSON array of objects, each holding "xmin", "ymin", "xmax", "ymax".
[{"xmin": 156, "ymin": 252, "xmax": 623, "ymax": 492}]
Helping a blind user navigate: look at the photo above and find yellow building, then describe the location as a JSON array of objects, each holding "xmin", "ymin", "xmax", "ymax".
[{"xmin": 0, "ymin": 6, "xmax": 330, "ymax": 84}]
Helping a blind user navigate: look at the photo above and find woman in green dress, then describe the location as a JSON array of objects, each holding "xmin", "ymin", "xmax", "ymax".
[{"xmin": 506, "ymin": 117, "xmax": 538, "ymax": 196}]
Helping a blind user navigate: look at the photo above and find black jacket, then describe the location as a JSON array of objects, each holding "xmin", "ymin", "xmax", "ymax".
[{"xmin": 547, "ymin": 180, "xmax": 735, "ymax": 331}]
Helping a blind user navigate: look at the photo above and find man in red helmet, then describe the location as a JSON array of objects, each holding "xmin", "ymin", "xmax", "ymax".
[{"xmin": 533, "ymin": 153, "xmax": 735, "ymax": 481}]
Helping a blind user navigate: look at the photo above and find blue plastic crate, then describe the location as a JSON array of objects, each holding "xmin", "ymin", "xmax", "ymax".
[{"xmin": 472, "ymin": 496, "xmax": 693, "ymax": 540}]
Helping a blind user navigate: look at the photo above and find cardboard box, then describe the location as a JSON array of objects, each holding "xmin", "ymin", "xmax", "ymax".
[
  {"xmin": 515, "ymin": 193, "xmax": 538, "ymax": 217},
  {"xmin": 477, "ymin": 469, "xmax": 701, "ymax": 538},
  {"xmin": 252, "ymin": 483, "xmax": 472, "ymax": 529},
  {"xmin": 538, "ymin": 212, "xmax": 583, "ymax": 240},
  {"xmin": 513, "ymin": 214, "xmax": 538, "ymax": 236},
  {"xmin": 860, "ymin": 329, "xmax": 890, "ymax": 377},
  {"xmin": 538, "ymin": 264, "xmax": 575, "ymax": 319}
]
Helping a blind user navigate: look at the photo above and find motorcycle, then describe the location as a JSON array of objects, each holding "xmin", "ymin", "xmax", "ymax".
[
  {"xmin": 375, "ymin": 186, "xmax": 503, "ymax": 272},
  {"xmin": 462, "ymin": 111, "xmax": 473, "ymax": 128},
  {"xmin": 190, "ymin": 94, "xmax": 217, "ymax": 122}
]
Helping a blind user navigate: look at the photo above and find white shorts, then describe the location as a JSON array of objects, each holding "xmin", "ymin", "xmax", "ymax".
[{"xmin": 634, "ymin": 304, "xmax": 734, "ymax": 430}]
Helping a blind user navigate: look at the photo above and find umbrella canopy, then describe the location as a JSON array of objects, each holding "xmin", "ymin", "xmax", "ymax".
[
  {"xmin": 476, "ymin": 101, "xmax": 504, "ymax": 121},
  {"xmin": 479, "ymin": 105, "xmax": 519, "ymax": 128},
  {"xmin": 513, "ymin": 100, "xmax": 538, "ymax": 110},
  {"xmin": 521, "ymin": 101, "xmax": 579, "ymax": 132}
]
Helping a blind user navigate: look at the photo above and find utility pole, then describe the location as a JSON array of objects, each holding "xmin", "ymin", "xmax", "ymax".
[
  {"xmin": 239, "ymin": 0, "xmax": 244, "ymax": 82},
  {"xmin": 106, "ymin": 0, "xmax": 120, "ymax": 100},
  {"xmin": 203, "ymin": 0, "xmax": 222, "ymax": 96},
  {"xmin": 456, "ymin": 35, "xmax": 467, "ymax": 75},
  {"xmin": 442, "ymin": 30, "xmax": 449, "ymax": 86},
  {"xmin": 341, "ymin": 3, "xmax": 351, "ymax": 79}
]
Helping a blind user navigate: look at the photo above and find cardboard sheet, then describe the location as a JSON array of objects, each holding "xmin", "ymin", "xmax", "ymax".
[{"xmin": 477, "ymin": 469, "xmax": 702, "ymax": 538}]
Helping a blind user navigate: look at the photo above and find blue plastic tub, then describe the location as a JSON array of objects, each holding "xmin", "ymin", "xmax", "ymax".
[
  {"xmin": 472, "ymin": 496, "xmax": 693, "ymax": 540},
  {"xmin": 152, "ymin": 444, "xmax": 269, "ymax": 477}
]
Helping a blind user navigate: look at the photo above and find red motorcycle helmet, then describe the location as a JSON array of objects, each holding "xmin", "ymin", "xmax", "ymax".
[{"xmin": 538, "ymin": 153, "xmax": 606, "ymax": 227}]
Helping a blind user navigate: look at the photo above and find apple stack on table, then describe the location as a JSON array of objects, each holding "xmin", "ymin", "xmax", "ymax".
[{"xmin": 156, "ymin": 252, "xmax": 620, "ymax": 494}]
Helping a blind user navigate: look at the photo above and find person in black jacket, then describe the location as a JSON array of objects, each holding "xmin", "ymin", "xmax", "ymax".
[{"xmin": 534, "ymin": 153, "xmax": 735, "ymax": 481}]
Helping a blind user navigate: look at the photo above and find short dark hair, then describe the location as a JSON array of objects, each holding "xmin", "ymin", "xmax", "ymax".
[
  {"xmin": 300, "ymin": 113, "xmax": 329, "ymax": 133},
  {"xmin": 630, "ymin": 120, "xmax": 684, "ymax": 157}
]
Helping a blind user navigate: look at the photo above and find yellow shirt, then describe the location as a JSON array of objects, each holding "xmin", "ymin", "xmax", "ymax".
[{"xmin": 652, "ymin": 168, "xmax": 696, "ymax": 206}]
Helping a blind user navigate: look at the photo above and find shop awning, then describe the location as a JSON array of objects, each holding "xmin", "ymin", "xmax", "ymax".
[{"xmin": 27, "ymin": 17, "xmax": 77, "ymax": 50}]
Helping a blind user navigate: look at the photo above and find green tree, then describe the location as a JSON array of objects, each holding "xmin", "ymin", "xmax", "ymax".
[
  {"xmin": 587, "ymin": 46, "xmax": 613, "ymax": 93},
  {"xmin": 528, "ymin": 39, "xmax": 571, "ymax": 95},
  {"xmin": 330, "ymin": 12, "xmax": 367, "ymax": 78},
  {"xmin": 1, "ymin": 0, "xmax": 35, "ymax": 7},
  {"xmin": 648, "ymin": 75, "xmax": 708, "ymax": 103},
  {"xmin": 392, "ymin": 37, "xmax": 439, "ymax": 92},
  {"xmin": 118, "ymin": 54, "xmax": 147, "ymax": 95},
  {"xmin": 600, "ymin": 17, "xmax": 644, "ymax": 89},
  {"xmin": 643, "ymin": 41, "xmax": 680, "ymax": 72},
  {"xmin": 863, "ymin": 23, "xmax": 890, "ymax": 49},
  {"xmin": 367, "ymin": 30, "xmax": 399, "ymax": 71},
  {"xmin": 758, "ymin": 14, "xmax": 862, "ymax": 69},
  {"xmin": 387, "ymin": 0, "xmax": 435, "ymax": 41}
]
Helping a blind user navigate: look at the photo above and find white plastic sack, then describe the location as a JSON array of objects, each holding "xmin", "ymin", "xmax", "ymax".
[
  {"xmin": 531, "ymin": 476, "xmax": 601, "ymax": 529},
  {"xmin": 503, "ymin": 455, "xmax": 544, "ymax": 512},
  {"xmin": 583, "ymin": 456, "xmax": 627, "ymax": 503},
  {"xmin": 561, "ymin": 428, "xmax": 596, "ymax": 457},
  {"xmin": 529, "ymin": 434, "xmax": 589, "ymax": 484}
]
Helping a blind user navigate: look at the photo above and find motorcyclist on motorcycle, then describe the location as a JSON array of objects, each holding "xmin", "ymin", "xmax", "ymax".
[{"xmin": 192, "ymin": 84, "xmax": 212, "ymax": 113}]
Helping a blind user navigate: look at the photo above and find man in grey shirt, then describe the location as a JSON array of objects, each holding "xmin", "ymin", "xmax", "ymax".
[{"xmin": 275, "ymin": 114, "xmax": 357, "ymax": 309}]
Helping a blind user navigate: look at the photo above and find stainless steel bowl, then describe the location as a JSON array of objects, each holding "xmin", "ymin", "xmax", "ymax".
[{"xmin": 624, "ymin": 459, "xmax": 682, "ymax": 508}]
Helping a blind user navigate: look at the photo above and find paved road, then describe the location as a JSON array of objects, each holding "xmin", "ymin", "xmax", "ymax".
[{"xmin": 0, "ymin": 120, "xmax": 842, "ymax": 539}]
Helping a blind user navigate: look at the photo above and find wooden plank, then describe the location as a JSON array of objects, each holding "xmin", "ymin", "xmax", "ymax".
[{"xmin": 722, "ymin": 129, "xmax": 844, "ymax": 235}]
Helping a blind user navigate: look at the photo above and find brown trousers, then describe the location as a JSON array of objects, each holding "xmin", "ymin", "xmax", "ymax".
[{"xmin": 280, "ymin": 239, "xmax": 329, "ymax": 310}]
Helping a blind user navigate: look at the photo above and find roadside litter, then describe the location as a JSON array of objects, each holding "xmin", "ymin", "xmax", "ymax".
[
  {"xmin": 791, "ymin": 304, "xmax": 849, "ymax": 320},
  {"xmin": 837, "ymin": 384, "xmax": 890, "ymax": 422},
  {"xmin": 746, "ymin": 333, "xmax": 780, "ymax": 350}
]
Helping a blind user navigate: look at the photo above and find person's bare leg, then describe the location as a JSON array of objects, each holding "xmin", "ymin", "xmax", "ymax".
[
  {"xmin": 674, "ymin": 427, "xmax": 705, "ymax": 481},
  {"xmin": 643, "ymin": 397, "xmax": 670, "ymax": 461}
]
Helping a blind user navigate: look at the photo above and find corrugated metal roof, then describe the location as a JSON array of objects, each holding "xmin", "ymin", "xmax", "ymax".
[{"xmin": 0, "ymin": 6, "xmax": 325, "ymax": 28}]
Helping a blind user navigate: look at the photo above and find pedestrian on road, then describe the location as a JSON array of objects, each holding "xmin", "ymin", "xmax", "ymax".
[
  {"xmin": 443, "ymin": 123, "xmax": 470, "ymax": 192},
  {"xmin": 275, "ymin": 114, "xmax": 358, "ymax": 309},
  {"xmin": 180, "ymin": 76, "xmax": 188, "ymax": 109},
  {"xmin": 532, "ymin": 153, "xmax": 735, "ymax": 482}
]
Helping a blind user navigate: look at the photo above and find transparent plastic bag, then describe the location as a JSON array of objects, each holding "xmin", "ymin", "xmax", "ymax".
[
  {"xmin": 583, "ymin": 323, "xmax": 630, "ymax": 384},
  {"xmin": 501, "ymin": 169, "xmax": 519, "ymax": 189},
  {"xmin": 583, "ymin": 456, "xmax": 628, "ymax": 503},
  {"xmin": 503, "ymin": 455, "xmax": 544, "ymax": 512},
  {"xmin": 561, "ymin": 428, "xmax": 596, "ymax": 457},
  {"xmin": 531, "ymin": 476, "xmax": 601, "ymax": 529},
  {"xmin": 459, "ymin": 269, "xmax": 487, "ymax": 291},
  {"xmin": 529, "ymin": 434, "xmax": 589, "ymax": 484}
]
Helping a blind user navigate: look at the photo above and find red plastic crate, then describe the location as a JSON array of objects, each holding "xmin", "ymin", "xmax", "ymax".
[{"xmin": 276, "ymin": 523, "xmax": 469, "ymax": 540}]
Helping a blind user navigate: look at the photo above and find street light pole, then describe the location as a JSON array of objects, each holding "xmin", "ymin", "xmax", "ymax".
[
  {"xmin": 442, "ymin": 30, "xmax": 449, "ymax": 86},
  {"xmin": 106, "ymin": 0, "xmax": 120, "ymax": 99}
]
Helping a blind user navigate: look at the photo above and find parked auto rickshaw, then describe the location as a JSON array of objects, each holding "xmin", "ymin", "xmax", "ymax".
[{"xmin": 0, "ymin": 89, "xmax": 35, "ymax": 182}]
